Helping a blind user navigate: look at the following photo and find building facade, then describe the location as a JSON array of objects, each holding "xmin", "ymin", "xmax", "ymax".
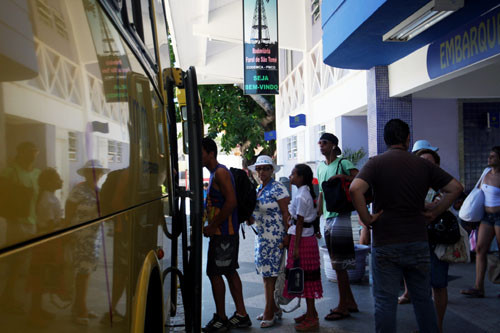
[{"xmin": 277, "ymin": 0, "xmax": 500, "ymax": 191}]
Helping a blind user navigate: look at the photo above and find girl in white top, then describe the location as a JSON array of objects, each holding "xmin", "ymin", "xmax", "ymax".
[
  {"xmin": 461, "ymin": 146, "xmax": 500, "ymax": 298},
  {"xmin": 284, "ymin": 164, "xmax": 322, "ymax": 330}
]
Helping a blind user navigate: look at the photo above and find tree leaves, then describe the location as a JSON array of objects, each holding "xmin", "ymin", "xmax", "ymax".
[{"xmin": 198, "ymin": 85, "xmax": 275, "ymax": 165}]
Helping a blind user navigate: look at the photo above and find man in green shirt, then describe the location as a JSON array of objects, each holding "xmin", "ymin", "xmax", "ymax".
[
  {"xmin": 316, "ymin": 133, "xmax": 359, "ymax": 321},
  {"xmin": 0, "ymin": 141, "xmax": 40, "ymax": 313}
]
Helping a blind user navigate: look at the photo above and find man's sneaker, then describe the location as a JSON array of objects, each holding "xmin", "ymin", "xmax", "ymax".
[
  {"xmin": 227, "ymin": 312, "xmax": 252, "ymax": 329},
  {"xmin": 202, "ymin": 313, "xmax": 229, "ymax": 332}
]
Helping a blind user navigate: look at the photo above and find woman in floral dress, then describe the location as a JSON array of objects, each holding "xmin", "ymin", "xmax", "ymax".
[
  {"xmin": 66, "ymin": 160, "xmax": 109, "ymax": 325},
  {"xmin": 248, "ymin": 155, "xmax": 290, "ymax": 328}
]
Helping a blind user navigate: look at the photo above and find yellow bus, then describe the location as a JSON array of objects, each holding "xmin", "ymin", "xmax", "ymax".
[{"xmin": 0, "ymin": 0, "xmax": 204, "ymax": 331}]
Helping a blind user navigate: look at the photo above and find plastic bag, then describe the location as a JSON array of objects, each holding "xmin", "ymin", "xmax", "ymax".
[
  {"xmin": 434, "ymin": 224, "xmax": 470, "ymax": 263},
  {"xmin": 469, "ymin": 229, "xmax": 477, "ymax": 252}
]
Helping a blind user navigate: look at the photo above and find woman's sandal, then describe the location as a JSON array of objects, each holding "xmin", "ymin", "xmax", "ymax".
[
  {"xmin": 295, "ymin": 316, "xmax": 319, "ymax": 331},
  {"xmin": 260, "ymin": 314, "xmax": 276, "ymax": 328},
  {"xmin": 460, "ymin": 288, "xmax": 484, "ymax": 298},
  {"xmin": 257, "ymin": 309, "xmax": 282, "ymax": 321},
  {"xmin": 324, "ymin": 309, "xmax": 350, "ymax": 321},
  {"xmin": 398, "ymin": 295, "xmax": 411, "ymax": 304},
  {"xmin": 294, "ymin": 313, "xmax": 307, "ymax": 323}
]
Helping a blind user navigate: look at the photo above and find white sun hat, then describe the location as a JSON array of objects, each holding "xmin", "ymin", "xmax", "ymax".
[
  {"xmin": 77, "ymin": 159, "xmax": 110, "ymax": 176},
  {"xmin": 248, "ymin": 155, "xmax": 281, "ymax": 173}
]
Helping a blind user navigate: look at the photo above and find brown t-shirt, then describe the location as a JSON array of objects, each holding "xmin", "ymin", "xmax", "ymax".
[{"xmin": 356, "ymin": 148, "xmax": 454, "ymax": 247}]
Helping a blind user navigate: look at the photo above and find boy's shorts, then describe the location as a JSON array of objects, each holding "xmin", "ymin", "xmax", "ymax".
[{"xmin": 206, "ymin": 234, "xmax": 239, "ymax": 276}]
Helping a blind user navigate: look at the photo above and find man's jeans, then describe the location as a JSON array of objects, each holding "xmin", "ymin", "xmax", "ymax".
[{"xmin": 372, "ymin": 241, "xmax": 438, "ymax": 333}]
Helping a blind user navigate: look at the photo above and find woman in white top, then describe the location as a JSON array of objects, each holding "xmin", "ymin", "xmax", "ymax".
[
  {"xmin": 283, "ymin": 164, "xmax": 322, "ymax": 331},
  {"xmin": 461, "ymin": 146, "xmax": 500, "ymax": 298}
]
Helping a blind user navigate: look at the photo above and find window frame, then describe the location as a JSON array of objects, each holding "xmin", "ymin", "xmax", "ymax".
[{"xmin": 287, "ymin": 136, "xmax": 297, "ymax": 160}]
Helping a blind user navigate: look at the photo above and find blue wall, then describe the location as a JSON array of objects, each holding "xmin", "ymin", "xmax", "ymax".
[
  {"xmin": 463, "ymin": 102, "xmax": 500, "ymax": 191},
  {"xmin": 412, "ymin": 99, "xmax": 459, "ymax": 179}
]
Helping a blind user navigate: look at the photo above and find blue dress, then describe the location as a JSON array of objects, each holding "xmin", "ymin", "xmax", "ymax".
[{"xmin": 253, "ymin": 179, "xmax": 289, "ymax": 277}]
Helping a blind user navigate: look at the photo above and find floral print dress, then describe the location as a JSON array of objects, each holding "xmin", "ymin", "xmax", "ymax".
[
  {"xmin": 253, "ymin": 179, "xmax": 289, "ymax": 277},
  {"xmin": 67, "ymin": 182, "xmax": 102, "ymax": 275}
]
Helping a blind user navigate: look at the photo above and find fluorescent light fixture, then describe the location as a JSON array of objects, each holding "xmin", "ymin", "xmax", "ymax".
[{"xmin": 383, "ymin": 0, "xmax": 463, "ymax": 42}]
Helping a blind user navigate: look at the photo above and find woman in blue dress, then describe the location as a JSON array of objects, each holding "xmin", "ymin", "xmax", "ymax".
[{"xmin": 248, "ymin": 155, "xmax": 290, "ymax": 328}]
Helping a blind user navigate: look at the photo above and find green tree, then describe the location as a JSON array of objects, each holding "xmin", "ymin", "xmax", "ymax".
[{"xmin": 198, "ymin": 84, "xmax": 275, "ymax": 167}]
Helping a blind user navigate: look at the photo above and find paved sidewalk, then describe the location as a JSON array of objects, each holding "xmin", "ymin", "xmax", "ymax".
[{"xmin": 170, "ymin": 215, "xmax": 500, "ymax": 332}]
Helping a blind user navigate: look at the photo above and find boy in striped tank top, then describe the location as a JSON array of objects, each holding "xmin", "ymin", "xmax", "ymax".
[{"xmin": 202, "ymin": 137, "xmax": 251, "ymax": 332}]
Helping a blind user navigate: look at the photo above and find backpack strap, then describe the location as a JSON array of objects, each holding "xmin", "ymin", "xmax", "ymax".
[{"xmin": 335, "ymin": 158, "xmax": 347, "ymax": 176}]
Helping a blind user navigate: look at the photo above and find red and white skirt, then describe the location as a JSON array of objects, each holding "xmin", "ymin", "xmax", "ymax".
[{"xmin": 283, "ymin": 235, "xmax": 323, "ymax": 299}]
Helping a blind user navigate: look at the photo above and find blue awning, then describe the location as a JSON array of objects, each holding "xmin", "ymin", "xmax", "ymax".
[{"xmin": 322, "ymin": 0, "xmax": 500, "ymax": 69}]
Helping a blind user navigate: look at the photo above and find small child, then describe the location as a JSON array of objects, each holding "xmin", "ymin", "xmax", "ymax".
[
  {"xmin": 28, "ymin": 168, "xmax": 69, "ymax": 326},
  {"xmin": 284, "ymin": 164, "xmax": 323, "ymax": 331}
]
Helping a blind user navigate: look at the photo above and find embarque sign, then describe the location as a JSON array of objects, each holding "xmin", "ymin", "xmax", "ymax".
[
  {"xmin": 243, "ymin": 0, "xmax": 279, "ymax": 95},
  {"xmin": 427, "ymin": 6, "xmax": 500, "ymax": 79}
]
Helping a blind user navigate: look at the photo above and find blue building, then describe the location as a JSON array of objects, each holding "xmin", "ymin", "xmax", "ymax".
[{"xmin": 277, "ymin": 0, "xmax": 500, "ymax": 189}]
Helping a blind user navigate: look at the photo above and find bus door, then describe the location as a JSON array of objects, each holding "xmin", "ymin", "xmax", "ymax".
[
  {"xmin": 126, "ymin": 70, "xmax": 164, "ymax": 317},
  {"xmin": 163, "ymin": 66, "xmax": 204, "ymax": 332}
]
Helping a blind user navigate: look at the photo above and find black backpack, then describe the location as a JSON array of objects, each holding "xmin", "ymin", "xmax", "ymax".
[
  {"xmin": 229, "ymin": 167, "xmax": 257, "ymax": 224},
  {"xmin": 428, "ymin": 210, "xmax": 461, "ymax": 245}
]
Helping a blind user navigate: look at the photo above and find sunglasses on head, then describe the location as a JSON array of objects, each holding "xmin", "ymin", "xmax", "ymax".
[{"xmin": 255, "ymin": 166, "xmax": 272, "ymax": 172}]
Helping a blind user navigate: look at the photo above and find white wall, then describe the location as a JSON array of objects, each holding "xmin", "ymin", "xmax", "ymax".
[{"xmin": 336, "ymin": 115, "xmax": 368, "ymax": 167}]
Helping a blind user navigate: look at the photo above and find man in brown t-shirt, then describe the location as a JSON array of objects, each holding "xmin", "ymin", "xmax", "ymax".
[{"xmin": 349, "ymin": 119, "xmax": 463, "ymax": 333}]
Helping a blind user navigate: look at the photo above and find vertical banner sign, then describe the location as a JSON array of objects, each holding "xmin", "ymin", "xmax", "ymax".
[{"xmin": 243, "ymin": 0, "xmax": 279, "ymax": 95}]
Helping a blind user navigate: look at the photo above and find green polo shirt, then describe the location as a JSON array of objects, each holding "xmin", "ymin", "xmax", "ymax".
[
  {"xmin": 0, "ymin": 163, "xmax": 40, "ymax": 225},
  {"xmin": 317, "ymin": 157, "xmax": 355, "ymax": 219}
]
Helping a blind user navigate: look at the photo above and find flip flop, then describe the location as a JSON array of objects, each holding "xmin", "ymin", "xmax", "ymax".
[
  {"xmin": 460, "ymin": 288, "xmax": 484, "ymax": 298},
  {"xmin": 348, "ymin": 307, "xmax": 359, "ymax": 313},
  {"xmin": 398, "ymin": 295, "xmax": 411, "ymax": 304},
  {"xmin": 324, "ymin": 310, "xmax": 350, "ymax": 321}
]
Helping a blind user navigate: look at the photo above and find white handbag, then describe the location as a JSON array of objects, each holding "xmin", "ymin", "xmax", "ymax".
[
  {"xmin": 459, "ymin": 168, "xmax": 490, "ymax": 222},
  {"xmin": 434, "ymin": 224, "xmax": 470, "ymax": 263}
]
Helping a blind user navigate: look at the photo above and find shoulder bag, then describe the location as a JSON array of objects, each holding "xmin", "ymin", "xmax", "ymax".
[
  {"xmin": 459, "ymin": 168, "xmax": 490, "ymax": 222},
  {"xmin": 274, "ymin": 250, "xmax": 301, "ymax": 312},
  {"xmin": 287, "ymin": 259, "xmax": 304, "ymax": 294},
  {"xmin": 434, "ymin": 224, "xmax": 470, "ymax": 263}
]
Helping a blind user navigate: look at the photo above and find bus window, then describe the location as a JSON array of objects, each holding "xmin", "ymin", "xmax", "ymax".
[
  {"xmin": 153, "ymin": 0, "xmax": 171, "ymax": 68},
  {"xmin": 139, "ymin": 0, "xmax": 155, "ymax": 57},
  {"xmin": 124, "ymin": 0, "xmax": 155, "ymax": 61}
]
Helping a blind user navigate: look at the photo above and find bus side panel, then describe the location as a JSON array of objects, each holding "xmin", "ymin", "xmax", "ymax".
[
  {"xmin": 0, "ymin": 0, "xmax": 168, "ymax": 250},
  {"xmin": 0, "ymin": 198, "xmax": 167, "ymax": 332}
]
